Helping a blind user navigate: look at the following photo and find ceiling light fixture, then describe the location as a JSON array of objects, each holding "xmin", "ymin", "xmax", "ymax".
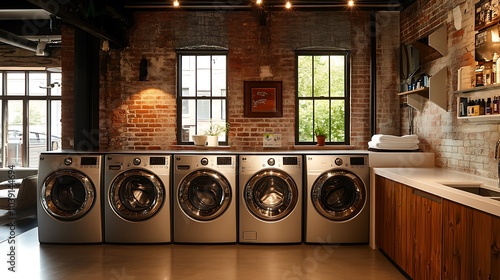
[
  {"xmin": 256, "ymin": 0, "xmax": 263, "ymax": 5},
  {"xmin": 285, "ymin": 1, "xmax": 292, "ymax": 9},
  {"xmin": 348, "ymin": 0, "xmax": 355, "ymax": 7},
  {"xmin": 173, "ymin": 0, "xmax": 180, "ymax": 7}
]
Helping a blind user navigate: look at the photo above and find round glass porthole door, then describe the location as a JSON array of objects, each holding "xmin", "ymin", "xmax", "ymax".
[
  {"xmin": 311, "ymin": 170, "xmax": 366, "ymax": 221},
  {"xmin": 244, "ymin": 170, "xmax": 298, "ymax": 221},
  {"xmin": 178, "ymin": 170, "xmax": 231, "ymax": 221},
  {"xmin": 41, "ymin": 170, "xmax": 95, "ymax": 221},
  {"xmin": 110, "ymin": 170, "xmax": 164, "ymax": 221}
]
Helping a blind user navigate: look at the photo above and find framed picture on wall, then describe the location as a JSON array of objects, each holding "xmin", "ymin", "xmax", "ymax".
[
  {"xmin": 475, "ymin": 0, "xmax": 500, "ymax": 31},
  {"xmin": 244, "ymin": 81, "xmax": 283, "ymax": 117}
]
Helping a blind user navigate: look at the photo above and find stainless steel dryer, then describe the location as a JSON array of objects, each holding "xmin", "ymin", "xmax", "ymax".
[
  {"xmin": 239, "ymin": 155, "xmax": 302, "ymax": 243},
  {"xmin": 104, "ymin": 153, "xmax": 171, "ymax": 243},
  {"xmin": 305, "ymin": 154, "xmax": 369, "ymax": 244},
  {"xmin": 173, "ymin": 154, "xmax": 237, "ymax": 243},
  {"xmin": 37, "ymin": 152, "xmax": 103, "ymax": 243}
]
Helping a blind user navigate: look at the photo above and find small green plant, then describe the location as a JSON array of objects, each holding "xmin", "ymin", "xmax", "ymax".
[
  {"xmin": 205, "ymin": 119, "xmax": 230, "ymax": 136},
  {"xmin": 314, "ymin": 119, "xmax": 328, "ymax": 136}
]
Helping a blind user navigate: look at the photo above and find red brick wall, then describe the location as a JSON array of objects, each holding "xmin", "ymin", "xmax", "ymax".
[
  {"xmin": 400, "ymin": 0, "xmax": 500, "ymax": 179},
  {"xmin": 61, "ymin": 24, "xmax": 74, "ymax": 150},
  {"xmin": 97, "ymin": 10, "xmax": 399, "ymax": 151}
]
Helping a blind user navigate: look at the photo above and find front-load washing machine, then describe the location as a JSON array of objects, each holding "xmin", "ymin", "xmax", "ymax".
[
  {"xmin": 173, "ymin": 154, "xmax": 237, "ymax": 243},
  {"xmin": 305, "ymin": 154, "xmax": 369, "ymax": 244},
  {"xmin": 37, "ymin": 152, "xmax": 103, "ymax": 243},
  {"xmin": 239, "ymin": 155, "xmax": 303, "ymax": 243},
  {"xmin": 104, "ymin": 153, "xmax": 171, "ymax": 243}
]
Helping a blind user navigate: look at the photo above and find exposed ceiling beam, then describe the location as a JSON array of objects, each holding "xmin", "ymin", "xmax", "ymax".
[{"xmin": 26, "ymin": 0, "xmax": 126, "ymax": 47}]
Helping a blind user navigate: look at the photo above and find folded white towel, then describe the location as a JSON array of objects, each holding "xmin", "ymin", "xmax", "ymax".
[
  {"xmin": 368, "ymin": 141, "xmax": 419, "ymax": 150},
  {"xmin": 371, "ymin": 134, "xmax": 419, "ymax": 144}
]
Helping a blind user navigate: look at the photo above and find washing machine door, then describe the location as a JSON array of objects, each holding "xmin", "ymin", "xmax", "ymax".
[
  {"xmin": 109, "ymin": 170, "xmax": 164, "ymax": 221},
  {"xmin": 41, "ymin": 170, "xmax": 95, "ymax": 221},
  {"xmin": 244, "ymin": 169, "xmax": 298, "ymax": 221},
  {"xmin": 178, "ymin": 170, "xmax": 231, "ymax": 221},
  {"xmin": 311, "ymin": 170, "xmax": 366, "ymax": 221}
]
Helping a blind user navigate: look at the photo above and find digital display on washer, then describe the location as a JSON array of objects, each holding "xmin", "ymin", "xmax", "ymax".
[
  {"xmin": 350, "ymin": 157, "xmax": 366, "ymax": 166},
  {"xmin": 150, "ymin": 157, "xmax": 166, "ymax": 165},
  {"xmin": 217, "ymin": 157, "xmax": 233, "ymax": 165},
  {"xmin": 283, "ymin": 157, "xmax": 298, "ymax": 165},
  {"xmin": 81, "ymin": 157, "xmax": 98, "ymax": 166}
]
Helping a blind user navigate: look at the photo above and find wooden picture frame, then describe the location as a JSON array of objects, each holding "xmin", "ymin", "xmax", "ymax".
[{"xmin": 244, "ymin": 81, "xmax": 283, "ymax": 117}]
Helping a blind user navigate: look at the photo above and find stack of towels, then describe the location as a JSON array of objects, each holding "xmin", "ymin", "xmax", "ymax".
[{"xmin": 368, "ymin": 134, "xmax": 420, "ymax": 151}]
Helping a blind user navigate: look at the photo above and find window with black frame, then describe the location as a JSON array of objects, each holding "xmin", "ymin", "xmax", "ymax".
[
  {"xmin": 176, "ymin": 50, "xmax": 228, "ymax": 145},
  {"xmin": 0, "ymin": 70, "xmax": 62, "ymax": 167},
  {"xmin": 296, "ymin": 50, "xmax": 350, "ymax": 145}
]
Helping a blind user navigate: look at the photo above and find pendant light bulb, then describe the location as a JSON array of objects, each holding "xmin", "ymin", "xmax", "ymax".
[
  {"xmin": 256, "ymin": 0, "xmax": 263, "ymax": 5},
  {"xmin": 348, "ymin": 0, "xmax": 355, "ymax": 7},
  {"xmin": 285, "ymin": 1, "xmax": 292, "ymax": 9},
  {"xmin": 173, "ymin": 0, "xmax": 180, "ymax": 7}
]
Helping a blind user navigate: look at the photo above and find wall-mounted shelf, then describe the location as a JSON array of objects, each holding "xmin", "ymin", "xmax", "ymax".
[
  {"xmin": 456, "ymin": 114, "xmax": 500, "ymax": 122},
  {"xmin": 411, "ymin": 25, "xmax": 448, "ymax": 59},
  {"xmin": 399, "ymin": 67, "xmax": 448, "ymax": 111},
  {"xmin": 454, "ymin": 83, "xmax": 500, "ymax": 94}
]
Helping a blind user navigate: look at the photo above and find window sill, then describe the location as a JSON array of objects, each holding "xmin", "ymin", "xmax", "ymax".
[
  {"xmin": 170, "ymin": 145, "xmax": 231, "ymax": 150},
  {"xmin": 292, "ymin": 145, "xmax": 356, "ymax": 150}
]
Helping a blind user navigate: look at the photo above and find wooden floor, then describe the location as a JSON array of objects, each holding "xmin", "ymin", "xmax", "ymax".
[{"xmin": 0, "ymin": 228, "xmax": 406, "ymax": 280}]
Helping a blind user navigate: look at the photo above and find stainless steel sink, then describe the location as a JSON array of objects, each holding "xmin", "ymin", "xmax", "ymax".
[{"xmin": 441, "ymin": 183, "xmax": 500, "ymax": 197}]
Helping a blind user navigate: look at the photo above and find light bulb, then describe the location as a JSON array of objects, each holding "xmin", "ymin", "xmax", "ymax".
[
  {"xmin": 285, "ymin": 1, "xmax": 292, "ymax": 9},
  {"xmin": 173, "ymin": 0, "xmax": 180, "ymax": 7},
  {"xmin": 256, "ymin": 0, "xmax": 263, "ymax": 5},
  {"xmin": 348, "ymin": 0, "xmax": 355, "ymax": 7}
]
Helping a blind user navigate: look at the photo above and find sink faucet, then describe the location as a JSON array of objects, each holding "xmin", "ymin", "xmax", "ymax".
[{"xmin": 495, "ymin": 139, "xmax": 500, "ymax": 186}]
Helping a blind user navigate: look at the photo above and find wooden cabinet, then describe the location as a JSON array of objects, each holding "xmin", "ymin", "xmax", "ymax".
[
  {"xmin": 442, "ymin": 200, "xmax": 472, "ymax": 279},
  {"xmin": 442, "ymin": 200, "xmax": 500, "ymax": 280},
  {"xmin": 409, "ymin": 189, "xmax": 442, "ymax": 280},
  {"xmin": 375, "ymin": 175, "xmax": 442, "ymax": 279}
]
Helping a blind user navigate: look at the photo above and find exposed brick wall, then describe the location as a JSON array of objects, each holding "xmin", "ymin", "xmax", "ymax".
[
  {"xmin": 401, "ymin": 0, "xmax": 500, "ymax": 179},
  {"xmin": 98, "ymin": 10, "xmax": 400, "ymax": 151},
  {"xmin": 61, "ymin": 24, "xmax": 74, "ymax": 150}
]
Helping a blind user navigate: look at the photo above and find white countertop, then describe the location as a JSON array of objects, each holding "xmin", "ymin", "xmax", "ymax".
[{"xmin": 372, "ymin": 167, "xmax": 500, "ymax": 217}]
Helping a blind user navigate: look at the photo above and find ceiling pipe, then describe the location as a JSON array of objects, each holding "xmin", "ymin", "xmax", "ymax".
[{"xmin": 0, "ymin": 28, "xmax": 49, "ymax": 56}]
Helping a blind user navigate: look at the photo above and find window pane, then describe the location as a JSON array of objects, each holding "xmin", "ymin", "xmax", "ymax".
[
  {"xmin": 197, "ymin": 56, "xmax": 211, "ymax": 96},
  {"xmin": 197, "ymin": 99, "xmax": 210, "ymax": 121},
  {"xmin": 181, "ymin": 56, "xmax": 195, "ymax": 97},
  {"xmin": 29, "ymin": 100, "xmax": 47, "ymax": 167},
  {"xmin": 6, "ymin": 73, "xmax": 25, "ymax": 96},
  {"xmin": 298, "ymin": 56, "xmax": 312, "ymax": 98},
  {"xmin": 212, "ymin": 55, "xmax": 226, "ymax": 97},
  {"xmin": 50, "ymin": 73, "xmax": 62, "ymax": 96},
  {"xmin": 51, "ymin": 100, "xmax": 62, "ymax": 151},
  {"xmin": 29, "ymin": 72, "xmax": 47, "ymax": 96},
  {"xmin": 314, "ymin": 99, "xmax": 329, "ymax": 139},
  {"xmin": 298, "ymin": 99, "xmax": 314, "ymax": 142},
  {"xmin": 181, "ymin": 99, "xmax": 195, "ymax": 141},
  {"xmin": 331, "ymin": 100, "xmax": 345, "ymax": 142},
  {"xmin": 313, "ymin": 56, "xmax": 329, "ymax": 97},
  {"xmin": 330, "ymin": 56, "xmax": 345, "ymax": 97},
  {"xmin": 7, "ymin": 100, "xmax": 23, "ymax": 166}
]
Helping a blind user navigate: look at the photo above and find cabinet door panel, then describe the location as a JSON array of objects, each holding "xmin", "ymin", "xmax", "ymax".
[
  {"xmin": 442, "ymin": 200, "xmax": 472, "ymax": 280},
  {"xmin": 472, "ymin": 209, "xmax": 492, "ymax": 280},
  {"xmin": 410, "ymin": 189, "xmax": 442, "ymax": 280},
  {"xmin": 492, "ymin": 216, "xmax": 500, "ymax": 279}
]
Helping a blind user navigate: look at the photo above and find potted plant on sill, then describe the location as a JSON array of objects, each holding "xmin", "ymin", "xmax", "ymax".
[
  {"xmin": 315, "ymin": 122, "xmax": 328, "ymax": 146},
  {"xmin": 205, "ymin": 119, "xmax": 230, "ymax": 147}
]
